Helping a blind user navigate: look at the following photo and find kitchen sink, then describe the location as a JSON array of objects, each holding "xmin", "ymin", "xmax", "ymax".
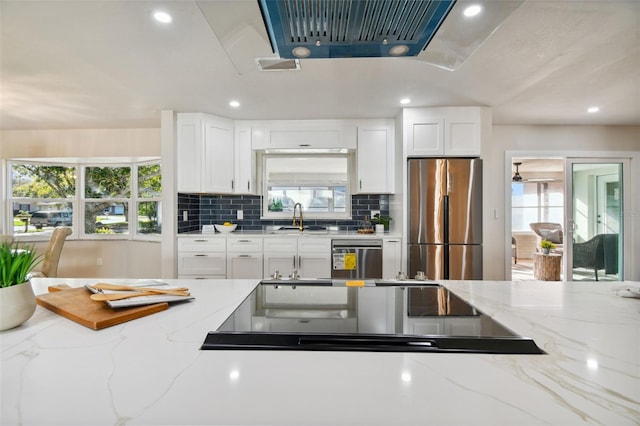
[{"xmin": 269, "ymin": 225, "xmax": 328, "ymax": 234}]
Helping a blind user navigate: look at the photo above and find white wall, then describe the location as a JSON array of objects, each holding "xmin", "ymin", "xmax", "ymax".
[
  {"xmin": 3, "ymin": 123, "xmax": 639, "ymax": 281},
  {"xmin": 1, "ymin": 128, "xmax": 165, "ymax": 278},
  {"xmin": 482, "ymin": 125, "xmax": 640, "ymax": 280}
]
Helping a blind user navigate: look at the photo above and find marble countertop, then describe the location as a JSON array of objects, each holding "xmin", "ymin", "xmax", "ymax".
[
  {"xmin": 2, "ymin": 278, "xmax": 639, "ymax": 425},
  {"xmin": 178, "ymin": 229, "xmax": 401, "ymax": 238}
]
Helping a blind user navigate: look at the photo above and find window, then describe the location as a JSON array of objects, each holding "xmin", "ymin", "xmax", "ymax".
[
  {"xmin": 10, "ymin": 163, "xmax": 76, "ymax": 236},
  {"xmin": 84, "ymin": 165, "xmax": 131, "ymax": 234},
  {"xmin": 136, "ymin": 163, "xmax": 162, "ymax": 235},
  {"xmin": 512, "ymin": 181, "xmax": 563, "ymax": 232},
  {"xmin": 263, "ymin": 155, "xmax": 350, "ymax": 218},
  {"xmin": 7, "ymin": 159, "xmax": 161, "ymax": 239}
]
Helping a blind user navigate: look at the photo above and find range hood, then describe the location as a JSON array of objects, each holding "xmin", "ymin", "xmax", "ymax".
[{"xmin": 258, "ymin": 0, "xmax": 456, "ymax": 59}]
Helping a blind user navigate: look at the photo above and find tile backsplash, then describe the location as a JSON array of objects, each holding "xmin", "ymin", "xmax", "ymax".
[{"xmin": 177, "ymin": 193, "xmax": 390, "ymax": 233}]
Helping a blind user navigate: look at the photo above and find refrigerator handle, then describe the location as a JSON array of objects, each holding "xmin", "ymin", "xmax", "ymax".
[{"xmin": 443, "ymin": 195, "xmax": 450, "ymax": 280}]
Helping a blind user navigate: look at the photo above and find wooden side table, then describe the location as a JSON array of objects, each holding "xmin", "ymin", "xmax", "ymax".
[{"xmin": 533, "ymin": 252, "xmax": 562, "ymax": 281}]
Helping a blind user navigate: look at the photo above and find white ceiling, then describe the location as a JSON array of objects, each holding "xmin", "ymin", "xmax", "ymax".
[{"xmin": 1, "ymin": 0, "xmax": 639, "ymax": 131}]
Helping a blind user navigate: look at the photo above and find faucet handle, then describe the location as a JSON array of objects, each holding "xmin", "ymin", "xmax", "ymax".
[{"xmin": 290, "ymin": 269, "xmax": 300, "ymax": 280}]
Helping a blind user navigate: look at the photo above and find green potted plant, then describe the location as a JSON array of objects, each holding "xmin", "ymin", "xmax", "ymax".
[
  {"xmin": 371, "ymin": 213, "xmax": 392, "ymax": 231},
  {"xmin": 540, "ymin": 239, "xmax": 555, "ymax": 255},
  {"xmin": 0, "ymin": 241, "xmax": 43, "ymax": 331},
  {"xmin": 269, "ymin": 199, "xmax": 283, "ymax": 212}
]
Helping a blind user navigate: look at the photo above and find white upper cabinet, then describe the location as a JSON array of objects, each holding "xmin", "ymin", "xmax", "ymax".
[
  {"xmin": 238, "ymin": 119, "xmax": 357, "ymax": 151},
  {"xmin": 234, "ymin": 127, "xmax": 256, "ymax": 194},
  {"xmin": 177, "ymin": 113, "xmax": 234, "ymax": 193},
  {"xmin": 356, "ymin": 119, "xmax": 395, "ymax": 194},
  {"xmin": 404, "ymin": 107, "xmax": 490, "ymax": 157}
]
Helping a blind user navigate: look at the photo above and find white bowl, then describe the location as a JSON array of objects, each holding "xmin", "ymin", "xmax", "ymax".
[{"xmin": 214, "ymin": 224, "xmax": 237, "ymax": 233}]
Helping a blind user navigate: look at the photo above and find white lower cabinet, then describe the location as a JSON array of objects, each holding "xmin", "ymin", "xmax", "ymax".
[
  {"xmin": 226, "ymin": 237, "xmax": 263, "ymax": 279},
  {"xmin": 382, "ymin": 238, "xmax": 402, "ymax": 279},
  {"xmin": 177, "ymin": 237, "xmax": 226, "ymax": 279},
  {"xmin": 263, "ymin": 237, "xmax": 331, "ymax": 279},
  {"xmin": 178, "ymin": 235, "xmax": 398, "ymax": 280}
]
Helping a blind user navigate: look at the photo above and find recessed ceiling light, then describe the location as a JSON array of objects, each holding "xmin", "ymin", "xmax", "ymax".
[
  {"xmin": 229, "ymin": 100, "xmax": 240, "ymax": 108},
  {"xmin": 587, "ymin": 106, "xmax": 600, "ymax": 113},
  {"xmin": 292, "ymin": 47, "xmax": 311, "ymax": 58},
  {"xmin": 389, "ymin": 45, "xmax": 409, "ymax": 56},
  {"xmin": 400, "ymin": 98, "xmax": 411, "ymax": 105},
  {"xmin": 153, "ymin": 11, "xmax": 172, "ymax": 24},
  {"xmin": 463, "ymin": 5, "xmax": 482, "ymax": 17}
]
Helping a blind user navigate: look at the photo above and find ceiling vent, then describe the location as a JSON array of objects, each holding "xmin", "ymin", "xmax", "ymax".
[
  {"xmin": 256, "ymin": 57, "xmax": 301, "ymax": 71},
  {"xmin": 258, "ymin": 0, "xmax": 456, "ymax": 59}
]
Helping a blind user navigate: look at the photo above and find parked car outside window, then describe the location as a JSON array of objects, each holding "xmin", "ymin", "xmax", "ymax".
[{"xmin": 29, "ymin": 211, "xmax": 72, "ymax": 229}]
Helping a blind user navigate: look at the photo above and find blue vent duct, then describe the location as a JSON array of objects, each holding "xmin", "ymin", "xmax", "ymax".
[{"xmin": 259, "ymin": 0, "xmax": 456, "ymax": 59}]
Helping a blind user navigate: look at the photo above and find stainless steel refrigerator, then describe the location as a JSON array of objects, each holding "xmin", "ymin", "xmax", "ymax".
[{"xmin": 408, "ymin": 158, "xmax": 482, "ymax": 280}]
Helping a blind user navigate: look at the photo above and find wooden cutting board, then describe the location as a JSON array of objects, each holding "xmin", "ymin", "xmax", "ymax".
[{"xmin": 36, "ymin": 284, "xmax": 168, "ymax": 330}]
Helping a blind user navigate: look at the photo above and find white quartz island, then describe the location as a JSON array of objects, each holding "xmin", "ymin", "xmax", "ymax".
[{"xmin": 2, "ymin": 278, "xmax": 639, "ymax": 425}]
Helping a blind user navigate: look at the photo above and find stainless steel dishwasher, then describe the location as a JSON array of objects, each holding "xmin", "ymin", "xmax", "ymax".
[{"xmin": 331, "ymin": 239, "xmax": 383, "ymax": 279}]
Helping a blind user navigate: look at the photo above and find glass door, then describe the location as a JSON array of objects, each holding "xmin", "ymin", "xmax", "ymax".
[{"xmin": 565, "ymin": 159, "xmax": 625, "ymax": 281}]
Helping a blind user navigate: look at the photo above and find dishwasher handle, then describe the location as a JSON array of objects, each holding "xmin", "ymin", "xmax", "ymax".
[{"xmin": 331, "ymin": 239, "xmax": 383, "ymax": 249}]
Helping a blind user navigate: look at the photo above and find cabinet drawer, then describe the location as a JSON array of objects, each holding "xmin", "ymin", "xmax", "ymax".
[
  {"xmin": 227, "ymin": 237, "xmax": 262, "ymax": 253},
  {"xmin": 178, "ymin": 253, "xmax": 226, "ymax": 275},
  {"xmin": 178, "ymin": 237, "xmax": 226, "ymax": 252},
  {"xmin": 298, "ymin": 237, "xmax": 330, "ymax": 253},
  {"xmin": 263, "ymin": 237, "xmax": 297, "ymax": 252}
]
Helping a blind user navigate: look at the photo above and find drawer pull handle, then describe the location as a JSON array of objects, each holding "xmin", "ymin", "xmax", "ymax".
[
  {"xmin": 238, "ymin": 240, "xmax": 250, "ymax": 243},
  {"xmin": 194, "ymin": 239, "xmax": 208, "ymax": 242},
  {"xmin": 195, "ymin": 254, "xmax": 208, "ymax": 257}
]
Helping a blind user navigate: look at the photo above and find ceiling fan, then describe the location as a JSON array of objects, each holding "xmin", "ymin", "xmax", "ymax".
[
  {"xmin": 512, "ymin": 162, "xmax": 523, "ymax": 182},
  {"xmin": 512, "ymin": 161, "xmax": 559, "ymax": 183},
  {"xmin": 197, "ymin": 0, "xmax": 524, "ymax": 75}
]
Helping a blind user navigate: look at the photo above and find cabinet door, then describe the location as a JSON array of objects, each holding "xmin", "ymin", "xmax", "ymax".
[
  {"xmin": 203, "ymin": 116, "xmax": 235, "ymax": 193},
  {"xmin": 177, "ymin": 115, "xmax": 203, "ymax": 192},
  {"xmin": 298, "ymin": 253, "xmax": 331, "ymax": 279},
  {"xmin": 406, "ymin": 117, "xmax": 443, "ymax": 156},
  {"xmin": 356, "ymin": 123, "xmax": 394, "ymax": 193},
  {"xmin": 382, "ymin": 238, "xmax": 402, "ymax": 279},
  {"xmin": 227, "ymin": 255, "xmax": 263, "ymax": 279},
  {"xmin": 263, "ymin": 252, "xmax": 297, "ymax": 278},
  {"xmin": 444, "ymin": 111, "xmax": 481, "ymax": 156},
  {"xmin": 234, "ymin": 127, "xmax": 256, "ymax": 194},
  {"xmin": 268, "ymin": 128, "xmax": 341, "ymax": 149}
]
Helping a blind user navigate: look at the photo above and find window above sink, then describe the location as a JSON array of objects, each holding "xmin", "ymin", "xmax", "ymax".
[{"xmin": 261, "ymin": 154, "xmax": 351, "ymax": 220}]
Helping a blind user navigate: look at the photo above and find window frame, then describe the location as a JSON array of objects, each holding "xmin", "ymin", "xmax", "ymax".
[
  {"xmin": 261, "ymin": 153, "xmax": 352, "ymax": 220},
  {"xmin": 6, "ymin": 158, "xmax": 161, "ymax": 241},
  {"xmin": 512, "ymin": 181, "xmax": 564, "ymax": 232}
]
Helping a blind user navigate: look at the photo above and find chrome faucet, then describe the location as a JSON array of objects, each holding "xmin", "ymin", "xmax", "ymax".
[{"xmin": 292, "ymin": 202, "xmax": 303, "ymax": 231}]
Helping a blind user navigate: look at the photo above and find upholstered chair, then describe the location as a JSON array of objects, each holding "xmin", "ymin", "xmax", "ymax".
[
  {"xmin": 38, "ymin": 227, "xmax": 73, "ymax": 278},
  {"xmin": 529, "ymin": 222, "xmax": 563, "ymax": 253}
]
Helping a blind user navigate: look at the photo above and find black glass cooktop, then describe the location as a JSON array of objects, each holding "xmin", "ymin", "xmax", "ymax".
[{"xmin": 201, "ymin": 283, "xmax": 545, "ymax": 354}]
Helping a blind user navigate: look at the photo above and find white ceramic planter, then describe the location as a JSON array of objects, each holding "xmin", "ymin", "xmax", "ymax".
[{"xmin": 0, "ymin": 281, "xmax": 37, "ymax": 331}]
